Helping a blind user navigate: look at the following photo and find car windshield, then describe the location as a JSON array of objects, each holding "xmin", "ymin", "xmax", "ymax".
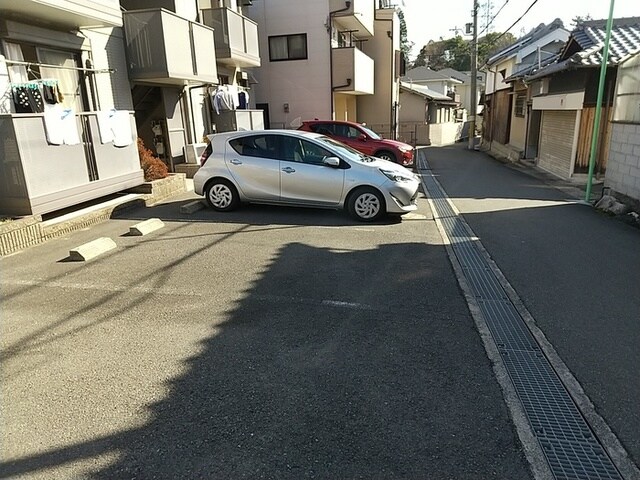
[
  {"xmin": 316, "ymin": 136, "xmax": 376, "ymax": 163},
  {"xmin": 360, "ymin": 125, "xmax": 382, "ymax": 140}
]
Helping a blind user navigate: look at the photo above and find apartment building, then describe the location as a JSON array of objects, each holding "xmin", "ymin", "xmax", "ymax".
[
  {"xmin": 121, "ymin": 0, "xmax": 261, "ymax": 170},
  {"xmin": 356, "ymin": 4, "xmax": 404, "ymax": 139},
  {"xmin": 0, "ymin": 0, "xmax": 263, "ymax": 216},
  {"xmin": 0, "ymin": 0, "xmax": 144, "ymax": 216},
  {"xmin": 245, "ymin": 0, "xmax": 378, "ymax": 129}
]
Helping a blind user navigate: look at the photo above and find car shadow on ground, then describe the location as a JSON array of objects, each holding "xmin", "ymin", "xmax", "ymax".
[{"xmin": 113, "ymin": 197, "xmax": 417, "ymax": 228}]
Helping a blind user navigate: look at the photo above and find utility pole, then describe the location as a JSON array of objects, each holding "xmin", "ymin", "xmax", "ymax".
[
  {"xmin": 468, "ymin": 0, "xmax": 478, "ymax": 150},
  {"xmin": 585, "ymin": 0, "xmax": 615, "ymax": 201}
]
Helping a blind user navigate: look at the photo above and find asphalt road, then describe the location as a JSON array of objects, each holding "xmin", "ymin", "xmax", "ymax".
[
  {"xmin": 1, "ymin": 190, "xmax": 532, "ymax": 478},
  {"xmin": 426, "ymin": 144, "xmax": 640, "ymax": 472}
]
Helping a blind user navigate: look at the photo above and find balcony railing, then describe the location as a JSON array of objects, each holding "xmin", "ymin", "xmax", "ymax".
[
  {"xmin": 213, "ymin": 110, "xmax": 264, "ymax": 133},
  {"xmin": 332, "ymin": 47, "xmax": 375, "ymax": 95},
  {"xmin": 0, "ymin": 112, "xmax": 143, "ymax": 216},
  {"xmin": 329, "ymin": 0, "xmax": 375, "ymax": 37},
  {"xmin": 201, "ymin": 7, "xmax": 260, "ymax": 68},
  {"xmin": 0, "ymin": 0, "xmax": 123, "ymax": 28},
  {"xmin": 123, "ymin": 9, "xmax": 218, "ymax": 86}
]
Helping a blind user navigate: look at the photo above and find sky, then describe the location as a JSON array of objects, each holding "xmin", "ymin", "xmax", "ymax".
[{"xmin": 401, "ymin": 0, "xmax": 639, "ymax": 59}]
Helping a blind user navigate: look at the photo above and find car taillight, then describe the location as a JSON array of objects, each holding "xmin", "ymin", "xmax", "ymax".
[{"xmin": 200, "ymin": 143, "xmax": 213, "ymax": 166}]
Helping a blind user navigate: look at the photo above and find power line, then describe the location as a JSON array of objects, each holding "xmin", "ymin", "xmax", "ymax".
[
  {"xmin": 477, "ymin": 0, "xmax": 541, "ymax": 69},
  {"xmin": 486, "ymin": 0, "xmax": 540, "ymax": 45},
  {"xmin": 478, "ymin": 0, "xmax": 510, "ymax": 36}
]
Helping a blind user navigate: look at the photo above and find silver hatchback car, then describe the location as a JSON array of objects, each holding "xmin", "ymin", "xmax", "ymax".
[{"xmin": 193, "ymin": 130, "xmax": 420, "ymax": 222}]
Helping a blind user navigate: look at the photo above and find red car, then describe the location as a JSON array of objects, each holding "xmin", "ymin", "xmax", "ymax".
[{"xmin": 298, "ymin": 120, "xmax": 414, "ymax": 166}]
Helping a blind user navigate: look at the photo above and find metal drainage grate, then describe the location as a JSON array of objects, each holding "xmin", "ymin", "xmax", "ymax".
[{"xmin": 417, "ymin": 152, "xmax": 622, "ymax": 480}]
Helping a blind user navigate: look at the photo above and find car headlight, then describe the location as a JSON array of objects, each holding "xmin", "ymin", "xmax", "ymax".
[
  {"xmin": 380, "ymin": 169, "xmax": 415, "ymax": 182},
  {"xmin": 398, "ymin": 145, "xmax": 413, "ymax": 153}
]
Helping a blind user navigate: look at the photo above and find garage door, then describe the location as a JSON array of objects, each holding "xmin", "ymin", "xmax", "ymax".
[{"xmin": 538, "ymin": 110, "xmax": 577, "ymax": 179}]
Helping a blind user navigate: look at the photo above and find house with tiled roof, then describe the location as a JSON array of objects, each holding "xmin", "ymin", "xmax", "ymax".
[
  {"xmin": 524, "ymin": 17, "xmax": 640, "ymax": 182},
  {"xmin": 481, "ymin": 18, "xmax": 570, "ymax": 162}
]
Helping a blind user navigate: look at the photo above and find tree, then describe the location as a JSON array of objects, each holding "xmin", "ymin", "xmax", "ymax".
[
  {"xmin": 410, "ymin": 30, "xmax": 517, "ymax": 71},
  {"xmin": 444, "ymin": 36, "xmax": 470, "ymax": 71},
  {"xmin": 413, "ymin": 38, "xmax": 448, "ymax": 69},
  {"xmin": 396, "ymin": 9, "xmax": 414, "ymax": 63},
  {"xmin": 477, "ymin": 32, "xmax": 517, "ymax": 66}
]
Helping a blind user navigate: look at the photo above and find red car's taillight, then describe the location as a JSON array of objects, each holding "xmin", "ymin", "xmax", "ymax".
[{"xmin": 199, "ymin": 143, "xmax": 213, "ymax": 166}]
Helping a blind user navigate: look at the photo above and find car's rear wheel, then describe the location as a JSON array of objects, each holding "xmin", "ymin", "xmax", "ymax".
[
  {"xmin": 375, "ymin": 150, "xmax": 397, "ymax": 163},
  {"xmin": 347, "ymin": 187, "xmax": 385, "ymax": 222},
  {"xmin": 204, "ymin": 179, "xmax": 240, "ymax": 211}
]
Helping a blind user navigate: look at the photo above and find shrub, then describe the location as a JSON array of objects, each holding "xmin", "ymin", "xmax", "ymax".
[{"xmin": 137, "ymin": 138, "xmax": 168, "ymax": 181}]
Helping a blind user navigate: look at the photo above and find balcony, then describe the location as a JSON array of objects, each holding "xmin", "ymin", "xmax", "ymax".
[
  {"xmin": 123, "ymin": 9, "xmax": 218, "ymax": 86},
  {"xmin": 213, "ymin": 109, "xmax": 264, "ymax": 133},
  {"xmin": 332, "ymin": 47, "xmax": 374, "ymax": 95},
  {"xmin": 0, "ymin": 0, "xmax": 122, "ymax": 28},
  {"xmin": 0, "ymin": 112, "xmax": 143, "ymax": 216},
  {"xmin": 329, "ymin": 0, "xmax": 374, "ymax": 38},
  {"xmin": 201, "ymin": 8, "xmax": 260, "ymax": 68}
]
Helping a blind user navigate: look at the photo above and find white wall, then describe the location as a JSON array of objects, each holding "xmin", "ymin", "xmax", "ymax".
[
  {"xmin": 484, "ymin": 57, "xmax": 515, "ymax": 95},
  {"xmin": 82, "ymin": 27, "xmax": 133, "ymax": 111},
  {"xmin": 245, "ymin": 0, "xmax": 332, "ymax": 127}
]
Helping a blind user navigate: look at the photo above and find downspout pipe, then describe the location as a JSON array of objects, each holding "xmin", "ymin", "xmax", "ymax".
[{"xmin": 329, "ymin": 1, "xmax": 352, "ymax": 119}]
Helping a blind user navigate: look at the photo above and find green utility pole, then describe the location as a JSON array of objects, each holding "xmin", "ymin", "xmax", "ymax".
[{"xmin": 585, "ymin": 0, "xmax": 616, "ymax": 202}]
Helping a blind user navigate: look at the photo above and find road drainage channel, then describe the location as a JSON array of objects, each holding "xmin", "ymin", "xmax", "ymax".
[{"xmin": 417, "ymin": 153, "xmax": 622, "ymax": 480}]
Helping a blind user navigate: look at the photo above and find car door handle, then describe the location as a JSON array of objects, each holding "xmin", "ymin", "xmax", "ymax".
[
  {"xmin": 282, "ymin": 167, "xmax": 296, "ymax": 174},
  {"xmin": 229, "ymin": 159, "xmax": 242, "ymax": 165}
]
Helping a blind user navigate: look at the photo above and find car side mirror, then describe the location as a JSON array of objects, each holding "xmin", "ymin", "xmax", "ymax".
[
  {"xmin": 358, "ymin": 134, "xmax": 367, "ymax": 141},
  {"xmin": 323, "ymin": 156, "xmax": 341, "ymax": 167}
]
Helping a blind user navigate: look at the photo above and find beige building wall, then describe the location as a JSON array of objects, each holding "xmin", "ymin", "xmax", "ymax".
[
  {"xmin": 485, "ymin": 57, "xmax": 515, "ymax": 95},
  {"xmin": 509, "ymin": 113, "xmax": 527, "ymax": 150},
  {"xmin": 357, "ymin": 7, "xmax": 399, "ymax": 137},
  {"xmin": 334, "ymin": 94, "xmax": 357, "ymax": 121},
  {"xmin": 398, "ymin": 91, "xmax": 426, "ymax": 122}
]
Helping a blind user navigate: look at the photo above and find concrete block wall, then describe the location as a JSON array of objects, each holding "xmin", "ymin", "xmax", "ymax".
[{"xmin": 605, "ymin": 123, "xmax": 640, "ymax": 202}]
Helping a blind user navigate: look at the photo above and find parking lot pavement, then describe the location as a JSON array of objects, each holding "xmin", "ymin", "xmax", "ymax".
[{"xmin": 1, "ymin": 193, "xmax": 533, "ymax": 479}]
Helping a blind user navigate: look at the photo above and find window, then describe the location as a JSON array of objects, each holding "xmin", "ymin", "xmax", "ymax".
[
  {"xmin": 297, "ymin": 139, "xmax": 334, "ymax": 165},
  {"xmin": 333, "ymin": 124, "xmax": 360, "ymax": 139},
  {"xmin": 310, "ymin": 123, "xmax": 334, "ymax": 135},
  {"xmin": 613, "ymin": 54, "xmax": 640, "ymax": 123},
  {"xmin": 3, "ymin": 41, "xmax": 87, "ymax": 112},
  {"xmin": 269, "ymin": 34, "xmax": 308, "ymax": 61},
  {"xmin": 515, "ymin": 93, "xmax": 526, "ymax": 118},
  {"xmin": 229, "ymin": 135, "xmax": 279, "ymax": 159}
]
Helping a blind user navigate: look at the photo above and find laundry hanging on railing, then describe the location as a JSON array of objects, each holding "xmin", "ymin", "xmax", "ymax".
[
  {"xmin": 211, "ymin": 86, "xmax": 236, "ymax": 114},
  {"xmin": 10, "ymin": 79, "xmax": 63, "ymax": 113},
  {"xmin": 96, "ymin": 109, "xmax": 133, "ymax": 147},
  {"xmin": 238, "ymin": 91, "xmax": 249, "ymax": 109},
  {"xmin": 43, "ymin": 104, "xmax": 80, "ymax": 146}
]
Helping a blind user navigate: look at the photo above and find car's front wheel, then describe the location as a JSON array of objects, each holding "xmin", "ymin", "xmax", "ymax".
[
  {"xmin": 375, "ymin": 150, "xmax": 397, "ymax": 163},
  {"xmin": 347, "ymin": 187, "xmax": 385, "ymax": 222},
  {"xmin": 204, "ymin": 179, "xmax": 240, "ymax": 211}
]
